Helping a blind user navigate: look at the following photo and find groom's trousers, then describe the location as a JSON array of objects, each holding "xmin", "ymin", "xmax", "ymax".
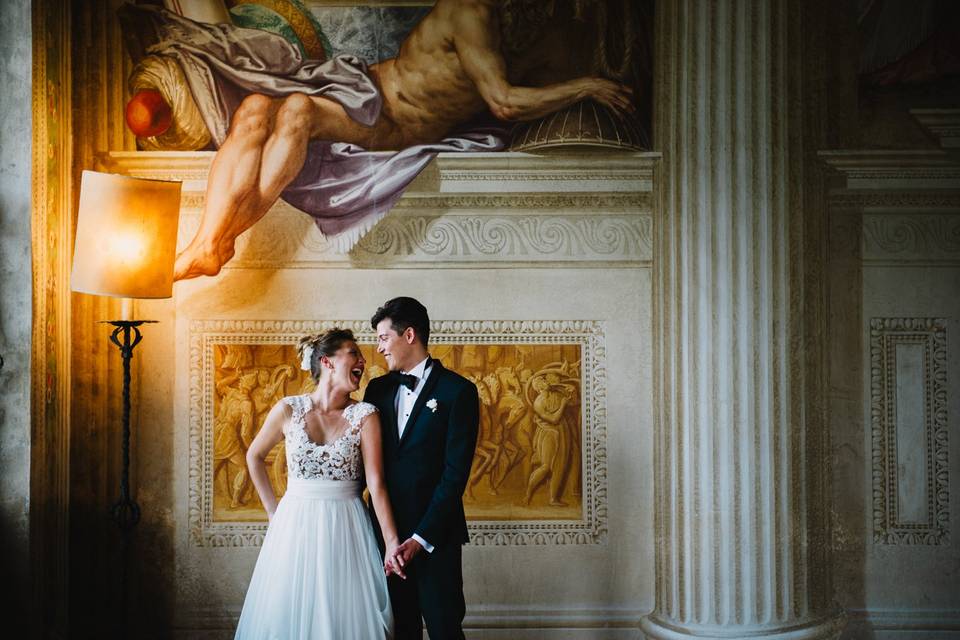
[{"xmin": 389, "ymin": 541, "xmax": 465, "ymax": 640}]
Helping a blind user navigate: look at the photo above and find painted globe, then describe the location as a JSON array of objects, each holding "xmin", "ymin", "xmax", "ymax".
[{"xmin": 509, "ymin": 101, "xmax": 649, "ymax": 152}]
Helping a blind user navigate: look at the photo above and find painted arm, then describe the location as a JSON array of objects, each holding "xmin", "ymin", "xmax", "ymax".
[
  {"xmin": 359, "ymin": 411, "xmax": 403, "ymax": 575},
  {"xmin": 453, "ymin": 3, "xmax": 635, "ymax": 121},
  {"xmin": 245, "ymin": 400, "xmax": 287, "ymax": 519}
]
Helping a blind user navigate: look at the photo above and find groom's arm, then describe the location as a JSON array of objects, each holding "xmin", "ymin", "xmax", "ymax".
[{"xmin": 414, "ymin": 382, "xmax": 479, "ymax": 547}]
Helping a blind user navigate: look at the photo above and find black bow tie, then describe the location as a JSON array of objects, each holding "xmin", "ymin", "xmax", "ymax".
[{"xmin": 390, "ymin": 371, "xmax": 418, "ymax": 391}]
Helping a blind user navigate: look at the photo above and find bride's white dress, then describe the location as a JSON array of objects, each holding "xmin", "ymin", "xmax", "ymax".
[{"xmin": 235, "ymin": 397, "xmax": 393, "ymax": 639}]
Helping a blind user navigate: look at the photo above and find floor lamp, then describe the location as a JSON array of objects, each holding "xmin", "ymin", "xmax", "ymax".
[{"xmin": 70, "ymin": 170, "xmax": 182, "ymax": 632}]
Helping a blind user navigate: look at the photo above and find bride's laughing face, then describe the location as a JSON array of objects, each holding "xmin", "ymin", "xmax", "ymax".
[{"xmin": 323, "ymin": 340, "xmax": 366, "ymax": 391}]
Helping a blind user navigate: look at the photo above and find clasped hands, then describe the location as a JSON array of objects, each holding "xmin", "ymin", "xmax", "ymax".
[{"xmin": 384, "ymin": 537, "xmax": 422, "ymax": 580}]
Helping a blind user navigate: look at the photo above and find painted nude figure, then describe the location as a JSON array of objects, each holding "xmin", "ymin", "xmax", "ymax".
[{"xmin": 173, "ymin": 0, "xmax": 634, "ymax": 280}]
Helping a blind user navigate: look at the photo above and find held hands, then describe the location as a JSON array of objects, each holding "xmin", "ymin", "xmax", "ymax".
[{"xmin": 383, "ymin": 537, "xmax": 423, "ymax": 580}]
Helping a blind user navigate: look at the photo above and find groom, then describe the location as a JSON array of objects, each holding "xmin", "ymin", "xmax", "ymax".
[{"xmin": 364, "ymin": 297, "xmax": 479, "ymax": 639}]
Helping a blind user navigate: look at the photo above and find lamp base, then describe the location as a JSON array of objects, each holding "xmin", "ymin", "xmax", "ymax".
[
  {"xmin": 102, "ymin": 319, "xmax": 156, "ymax": 531},
  {"xmin": 111, "ymin": 498, "xmax": 141, "ymax": 530}
]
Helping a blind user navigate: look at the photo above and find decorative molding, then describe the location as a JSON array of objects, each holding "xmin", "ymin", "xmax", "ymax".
[
  {"xmin": 845, "ymin": 608, "xmax": 960, "ymax": 631},
  {"xmin": 188, "ymin": 320, "xmax": 608, "ymax": 547},
  {"xmin": 345, "ymin": 212, "xmax": 651, "ymax": 264},
  {"xmin": 642, "ymin": 614, "xmax": 847, "ymax": 640},
  {"xmin": 96, "ymin": 150, "xmax": 216, "ymax": 181},
  {"xmin": 819, "ymin": 150, "xmax": 960, "ymax": 183},
  {"xmin": 862, "ymin": 214, "xmax": 960, "ymax": 263},
  {"xmin": 99, "ymin": 150, "xmax": 660, "ymax": 189},
  {"xmin": 911, "ymin": 108, "xmax": 960, "ymax": 149},
  {"xmin": 30, "ymin": 0, "xmax": 73, "ymax": 633},
  {"xmin": 869, "ymin": 318, "xmax": 949, "ymax": 545},
  {"xmin": 828, "ymin": 191, "xmax": 960, "ymax": 210},
  {"xmin": 103, "ymin": 151, "xmax": 655, "ymax": 267},
  {"xmin": 391, "ymin": 192, "xmax": 652, "ymax": 209},
  {"xmin": 176, "ymin": 192, "xmax": 651, "ymax": 212},
  {"xmin": 176, "ymin": 208, "xmax": 651, "ymax": 268}
]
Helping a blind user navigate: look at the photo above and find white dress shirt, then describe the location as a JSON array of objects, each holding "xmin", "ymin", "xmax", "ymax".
[
  {"xmin": 394, "ymin": 356, "xmax": 435, "ymax": 553},
  {"xmin": 395, "ymin": 356, "xmax": 432, "ymax": 440}
]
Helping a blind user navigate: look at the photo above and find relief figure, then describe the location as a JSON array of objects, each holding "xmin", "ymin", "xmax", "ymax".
[
  {"xmin": 523, "ymin": 370, "xmax": 578, "ymax": 507},
  {"xmin": 213, "ymin": 369, "xmax": 258, "ymax": 508}
]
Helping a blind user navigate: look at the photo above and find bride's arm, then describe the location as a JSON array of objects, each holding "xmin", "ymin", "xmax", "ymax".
[
  {"xmin": 245, "ymin": 401, "xmax": 288, "ymax": 520},
  {"xmin": 359, "ymin": 412, "xmax": 403, "ymax": 575}
]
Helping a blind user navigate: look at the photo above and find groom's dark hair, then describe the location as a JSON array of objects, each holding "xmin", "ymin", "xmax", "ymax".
[{"xmin": 371, "ymin": 297, "xmax": 430, "ymax": 346}]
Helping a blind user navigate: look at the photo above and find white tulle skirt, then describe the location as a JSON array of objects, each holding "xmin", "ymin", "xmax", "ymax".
[{"xmin": 235, "ymin": 479, "xmax": 393, "ymax": 639}]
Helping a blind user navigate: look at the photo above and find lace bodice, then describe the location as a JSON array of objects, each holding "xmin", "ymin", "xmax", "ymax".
[{"xmin": 283, "ymin": 396, "xmax": 377, "ymax": 481}]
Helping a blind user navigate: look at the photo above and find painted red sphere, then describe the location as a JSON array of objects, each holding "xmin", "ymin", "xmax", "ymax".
[{"xmin": 125, "ymin": 89, "xmax": 172, "ymax": 138}]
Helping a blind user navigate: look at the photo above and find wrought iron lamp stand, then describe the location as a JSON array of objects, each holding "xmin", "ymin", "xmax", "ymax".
[{"xmin": 105, "ymin": 319, "xmax": 155, "ymax": 635}]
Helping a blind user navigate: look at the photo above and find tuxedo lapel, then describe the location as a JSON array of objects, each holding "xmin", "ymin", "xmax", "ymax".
[
  {"xmin": 377, "ymin": 377, "xmax": 401, "ymax": 448},
  {"xmin": 398, "ymin": 360, "xmax": 444, "ymax": 449}
]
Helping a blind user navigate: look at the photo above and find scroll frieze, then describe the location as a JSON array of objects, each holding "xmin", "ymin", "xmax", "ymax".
[{"xmin": 863, "ymin": 214, "xmax": 960, "ymax": 263}]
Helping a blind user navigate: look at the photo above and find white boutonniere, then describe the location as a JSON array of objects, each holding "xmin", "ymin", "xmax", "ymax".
[{"xmin": 426, "ymin": 398, "xmax": 438, "ymax": 413}]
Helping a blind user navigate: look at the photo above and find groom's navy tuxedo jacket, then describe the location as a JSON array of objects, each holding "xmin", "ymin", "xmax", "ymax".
[{"xmin": 364, "ymin": 359, "xmax": 479, "ymax": 548}]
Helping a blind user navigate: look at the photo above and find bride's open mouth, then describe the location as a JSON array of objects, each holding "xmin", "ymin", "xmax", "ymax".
[{"xmin": 350, "ymin": 367, "xmax": 363, "ymax": 385}]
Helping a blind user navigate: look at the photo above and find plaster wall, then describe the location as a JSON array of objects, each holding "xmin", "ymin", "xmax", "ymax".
[
  {"xmin": 825, "ymin": 158, "xmax": 960, "ymax": 638},
  {"xmin": 0, "ymin": 0, "xmax": 33, "ymax": 622},
  {"xmin": 117, "ymin": 152, "xmax": 655, "ymax": 638}
]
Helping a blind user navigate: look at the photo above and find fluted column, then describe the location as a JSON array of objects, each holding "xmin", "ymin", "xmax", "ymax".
[{"xmin": 642, "ymin": 1, "xmax": 844, "ymax": 638}]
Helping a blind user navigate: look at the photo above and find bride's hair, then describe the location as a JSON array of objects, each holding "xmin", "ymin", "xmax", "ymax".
[{"xmin": 297, "ymin": 328, "xmax": 356, "ymax": 382}]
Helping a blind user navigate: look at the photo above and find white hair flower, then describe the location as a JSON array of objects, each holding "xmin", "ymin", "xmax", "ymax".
[{"xmin": 300, "ymin": 344, "xmax": 314, "ymax": 371}]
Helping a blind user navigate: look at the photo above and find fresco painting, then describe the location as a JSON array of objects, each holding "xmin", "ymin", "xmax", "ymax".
[{"xmin": 118, "ymin": 0, "xmax": 651, "ymax": 279}]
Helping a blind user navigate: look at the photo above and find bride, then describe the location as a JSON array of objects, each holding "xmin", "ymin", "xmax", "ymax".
[{"xmin": 236, "ymin": 328, "xmax": 399, "ymax": 638}]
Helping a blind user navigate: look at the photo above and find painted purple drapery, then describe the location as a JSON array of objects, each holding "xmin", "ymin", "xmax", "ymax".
[{"xmin": 122, "ymin": 5, "xmax": 507, "ymax": 249}]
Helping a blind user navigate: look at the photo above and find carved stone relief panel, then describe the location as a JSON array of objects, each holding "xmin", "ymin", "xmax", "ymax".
[
  {"xmin": 189, "ymin": 319, "xmax": 607, "ymax": 547},
  {"xmin": 870, "ymin": 317, "xmax": 949, "ymax": 545}
]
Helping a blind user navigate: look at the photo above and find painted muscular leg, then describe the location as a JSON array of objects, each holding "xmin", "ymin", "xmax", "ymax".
[{"xmin": 173, "ymin": 92, "xmax": 394, "ymax": 281}]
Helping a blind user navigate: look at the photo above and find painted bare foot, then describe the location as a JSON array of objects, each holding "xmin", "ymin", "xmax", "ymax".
[
  {"xmin": 173, "ymin": 237, "xmax": 237, "ymax": 281},
  {"xmin": 174, "ymin": 243, "xmax": 225, "ymax": 281}
]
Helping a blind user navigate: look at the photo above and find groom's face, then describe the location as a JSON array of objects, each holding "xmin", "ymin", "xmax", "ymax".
[{"xmin": 375, "ymin": 318, "xmax": 416, "ymax": 372}]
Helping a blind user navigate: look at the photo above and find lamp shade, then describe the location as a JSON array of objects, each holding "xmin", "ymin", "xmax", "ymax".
[{"xmin": 71, "ymin": 170, "xmax": 182, "ymax": 299}]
